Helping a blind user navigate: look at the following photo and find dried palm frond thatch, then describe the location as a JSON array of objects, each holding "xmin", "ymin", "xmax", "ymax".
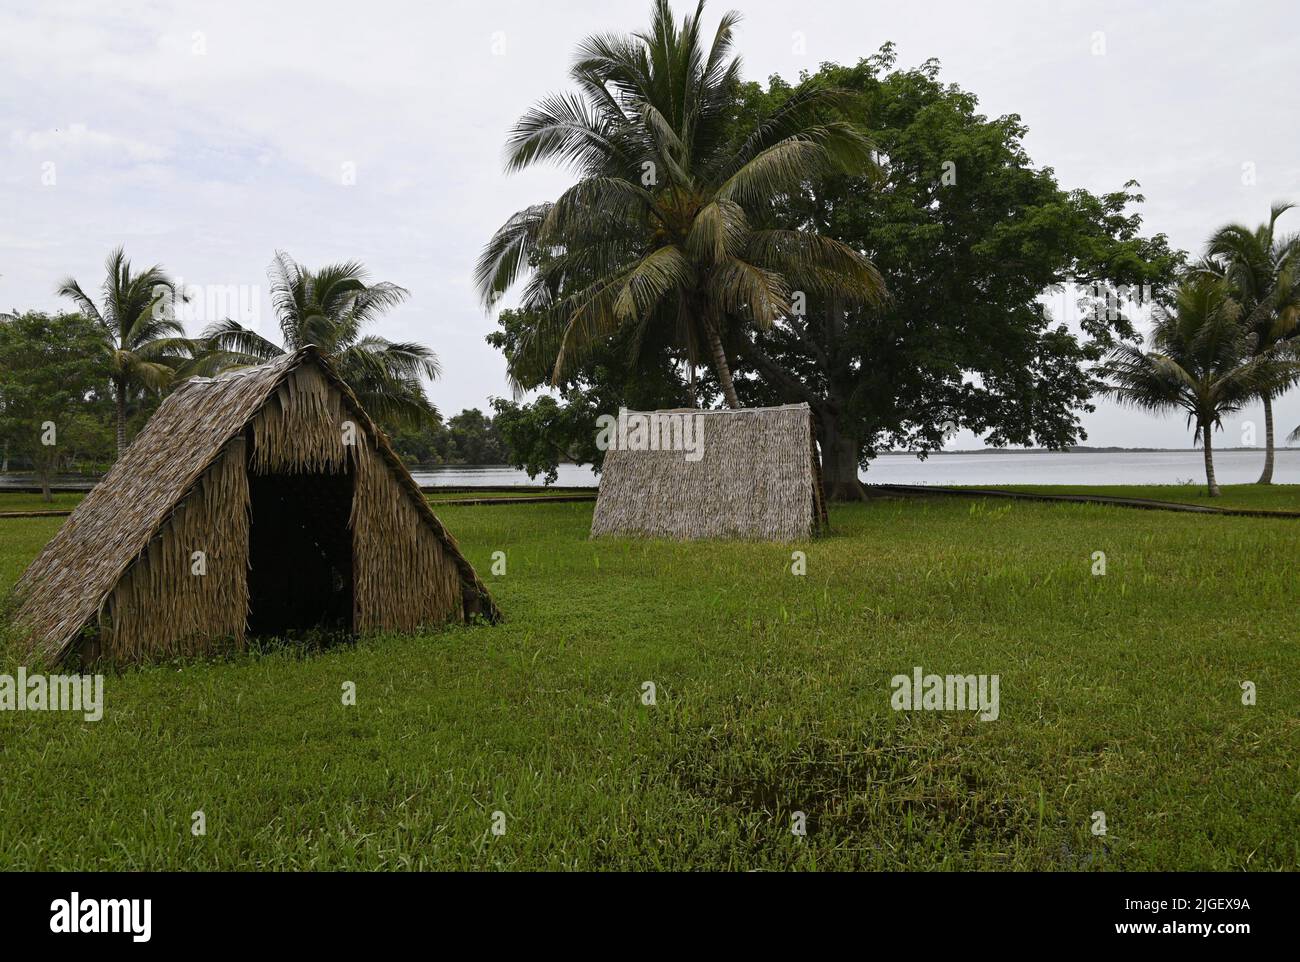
[
  {"xmin": 590, "ymin": 403, "xmax": 827, "ymax": 541},
  {"xmin": 12, "ymin": 346, "xmax": 497, "ymax": 665}
]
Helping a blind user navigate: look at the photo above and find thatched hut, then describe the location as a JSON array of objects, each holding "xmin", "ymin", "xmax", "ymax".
[
  {"xmin": 590, "ymin": 403, "xmax": 828, "ymax": 541},
  {"xmin": 12, "ymin": 346, "xmax": 497, "ymax": 665}
]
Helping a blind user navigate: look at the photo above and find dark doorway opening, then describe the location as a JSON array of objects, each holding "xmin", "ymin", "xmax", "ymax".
[{"xmin": 247, "ymin": 469, "xmax": 354, "ymax": 638}]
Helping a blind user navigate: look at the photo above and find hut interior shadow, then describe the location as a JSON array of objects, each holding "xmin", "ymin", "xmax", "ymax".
[{"xmin": 246, "ymin": 469, "xmax": 354, "ymax": 640}]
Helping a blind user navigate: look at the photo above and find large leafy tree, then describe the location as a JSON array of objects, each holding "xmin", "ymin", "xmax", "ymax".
[
  {"xmin": 1196, "ymin": 203, "xmax": 1300, "ymax": 483},
  {"xmin": 726, "ymin": 51, "xmax": 1184, "ymax": 499},
  {"xmin": 55, "ymin": 246, "xmax": 191, "ymax": 454},
  {"xmin": 205, "ymin": 252, "xmax": 440, "ymax": 431},
  {"xmin": 1103, "ymin": 276, "xmax": 1300, "ymax": 497},
  {"xmin": 0, "ymin": 312, "xmax": 112, "ymax": 500},
  {"xmin": 476, "ymin": 0, "xmax": 884, "ymax": 409}
]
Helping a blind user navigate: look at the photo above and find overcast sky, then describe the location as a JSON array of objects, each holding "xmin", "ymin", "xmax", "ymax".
[{"xmin": 2, "ymin": 0, "xmax": 1297, "ymax": 449}]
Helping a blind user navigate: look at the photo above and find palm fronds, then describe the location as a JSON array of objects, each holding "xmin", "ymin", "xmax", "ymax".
[
  {"xmin": 1101, "ymin": 275, "xmax": 1300, "ymax": 495},
  {"xmin": 202, "ymin": 253, "xmax": 439, "ymax": 432},
  {"xmin": 476, "ymin": 0, "xmax": 883, "ymax": 407},
  {"xmin": 55, "ymin": 246, "xmax": 192, "ymax": 454},
  {"xmin": 1197, "ymin": 203, "xmax": 1300, "ymax": 480}
]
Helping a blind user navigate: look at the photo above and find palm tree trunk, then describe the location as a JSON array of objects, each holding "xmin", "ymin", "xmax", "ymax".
[
  {"xmin": 706, "ymin": 326, "xmax": 741, "ymax": 409},
  {"xmin": 114, "ymin": 379, "xmax": 128, "ymax": 456},
  {"xmin": 1203, "ymin": 423, "xmax": 1221, "ymax": 497},
  {"xmin": 1257, "ymin": 393, "xmax": 1275, "ymax": 484}
]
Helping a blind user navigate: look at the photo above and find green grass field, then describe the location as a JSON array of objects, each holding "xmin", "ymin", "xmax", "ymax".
[
  {"xmin": 0, "ymin": 492, "xmax": 87, "ymax": 511},
  {"xmin": 1, "ymin": 495, "xmax": 1297, "ymax": 870},
  {"xmin": 969, "ymin": 483, "xmax": 1300, "ymax": 513},
  {"xmin": 3, "ymin": 484, "xmax": 1290, "ymax": 512}
]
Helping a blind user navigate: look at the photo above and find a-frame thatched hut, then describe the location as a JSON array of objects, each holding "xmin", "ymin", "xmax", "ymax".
[
  {"xmin": 13, "ymin": 346, "xmax": 497, "ymax": 665},
  {"xmin": 590, "ymin": 402, "xmax": 828, "ymax": 541}
]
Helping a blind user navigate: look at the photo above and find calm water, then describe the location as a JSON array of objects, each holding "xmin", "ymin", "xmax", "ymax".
[
  {"xmin": 412, "ymin": 449, "xmax": 1299, "ymax": 488},
  {"xmin": 864, "ymin": 449, "xmax": 1300, "ymax": 486},
  {"xmin": 411, "ymin": 464, "xmax": 601, "ymax": 487}
]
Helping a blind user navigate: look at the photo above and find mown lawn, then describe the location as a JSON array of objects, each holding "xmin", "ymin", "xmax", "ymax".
[
  {"xmin": 0, "ymin": 496, "xmax": 1296, "ymax": 870},
  {"xmin": 0, "ymin": 492, "xmax": 86, "ymax": 512},
  {"xmin": 967, "ymin": 483, "xmax": 1300, "ymax": 513}
]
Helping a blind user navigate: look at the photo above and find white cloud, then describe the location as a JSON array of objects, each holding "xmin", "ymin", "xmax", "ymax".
[
  {"xmin": 1, "ymin": 0, "xmax": 1298, "ymax": 452},
  {"xmin": 9, "ymin": 124, "xmax": 169, "ymax": 162}
]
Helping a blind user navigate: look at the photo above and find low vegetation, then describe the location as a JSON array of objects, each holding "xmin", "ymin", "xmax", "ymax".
[{"xmin": 1, "ymin": 497, "xmax": 1295, "ymax": 870}]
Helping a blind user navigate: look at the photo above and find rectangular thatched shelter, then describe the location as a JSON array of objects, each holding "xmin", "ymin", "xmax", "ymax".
[
  {"xmin": 12, "ymin": 346, "xmax": 497, "ymax": 665},
  {"xmin": 590, "ymin": 403, "xmax": 828, "ymax": 541}
]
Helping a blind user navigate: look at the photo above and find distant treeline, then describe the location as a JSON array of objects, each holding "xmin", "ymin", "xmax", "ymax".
[{"xmin": 387, "ymin": 408, "xmax": 507, "ymax": 467}]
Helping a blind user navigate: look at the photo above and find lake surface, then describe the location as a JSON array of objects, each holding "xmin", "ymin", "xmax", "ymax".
[
  {"xmin": 412, "ymin": 449, "xmax": 1300, "ymax": 488},
  {"xmin": 863, "ymin": 449, "xmax": 1299, "ymax": 486},
  {"xmin": 410, "ymin": 464, "xmax": 601, "ymax": 487}
]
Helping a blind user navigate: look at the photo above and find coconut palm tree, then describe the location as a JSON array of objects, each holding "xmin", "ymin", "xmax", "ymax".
[
  {"xmin": 56, "ymin": 247, "xmax": 191, "ymax": 455},
  {"xmin": 203, "ymin": 252, "xmax": 440, "ymax": 430},
  {"xmin": 1102, "ymin": 276, "xmax": 1300, "ymax": 497},
  {"xmin": 475, "ymin": 0, "xmax": 885, "ymax": 408},
  {"xmin": 1197, "ymin": 203, "xmax": 1300, "ymax": 483}
]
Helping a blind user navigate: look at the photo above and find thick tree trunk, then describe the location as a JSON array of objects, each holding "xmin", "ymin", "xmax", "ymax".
[
  {"xmin": 1203, "ymin": 423, "xmax": 1221, "ymax": 497},
  {"xmin": 819, "ymin": 419, "xmax": 867, "ymax": 502},
  {"xmin": 1, "ymin": 440, "xmax": 8, "ymax": 473},
  {"xmin": 114, "ymin": 379, "xmax": 127, "ymax": 457},
  {"xmin": 706, "ymin": 326, "xmax": 741, "ymax": 409},
  {"xmin": 729, "ymin": 333, "xmax": 865, "ymax": 500},
  {"xmin": 1257, "ymin": 394, "xmax": 1275, "ymax": 485}
]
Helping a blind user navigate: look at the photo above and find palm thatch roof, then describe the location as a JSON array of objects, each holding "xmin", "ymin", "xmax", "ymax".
[
  {"xmin": 590, "ymin": 403, "xmax": 828, "ymax": 541},
  {"xmin": 12, "ymin": 346, "xmax": 497, "ymax": 665}
]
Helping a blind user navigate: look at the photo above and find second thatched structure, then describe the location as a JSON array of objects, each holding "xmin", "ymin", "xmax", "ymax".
[{"xmin": 590, "ymin": 403, "xmax": 828, "ymax": 541}]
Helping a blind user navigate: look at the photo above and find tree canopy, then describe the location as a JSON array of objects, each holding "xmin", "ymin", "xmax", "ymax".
[
  {"xmin": 486, "ymin": 46, "xmax": 1186, "ymax": 493},
  {"xmin": 0, "ymin": 311, "xmax": 115, "ymax": 498},
  {"xmin": 476, "ymin": 0, "xmax": 884, "ymax": 409},
  {"xmin": 205, "ymin": 252, "xmax": 441, "ymax": 432}
]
